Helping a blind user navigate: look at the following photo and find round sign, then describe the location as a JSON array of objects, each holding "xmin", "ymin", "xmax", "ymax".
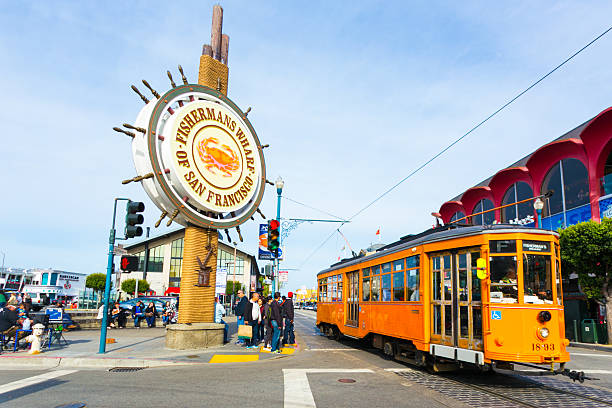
[{"xmin": 130, "ymin": 84, "xmax": 266, "ymax": 229}]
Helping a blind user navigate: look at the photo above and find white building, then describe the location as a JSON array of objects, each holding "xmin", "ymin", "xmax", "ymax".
[
  {"xmin": 120, "ymin": 228, "xmax": 261, "ymax": 297},
  {"xmin": 1, "ymin": 267, "xmax": 86, "ymax": 302}
]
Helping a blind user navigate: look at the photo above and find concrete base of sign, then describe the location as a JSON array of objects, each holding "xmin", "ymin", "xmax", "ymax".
[{"xmin": 165, "ymin": 323, "xmax": 225, "ymax": 350}]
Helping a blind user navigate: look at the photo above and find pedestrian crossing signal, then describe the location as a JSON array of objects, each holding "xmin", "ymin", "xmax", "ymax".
[
  {"xmin": 267, "ymin": 219, "xmax": 280, "ymax": 257},
  {"xmin": 120, "ymin": 255, "xmax": 139, "ymax": 272}
]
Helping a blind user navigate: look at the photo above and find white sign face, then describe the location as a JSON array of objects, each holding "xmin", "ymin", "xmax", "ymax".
[
  {"xmin": 215, "ymin": 267, "xmax": 228, "ymax": 295},
  {"xmin": 129, "ymin": 84, "xmax": 266, "ymax": 230},
  {"xmin": 278, "ymin": 270, "xmax": 289, "ymax": 282}
]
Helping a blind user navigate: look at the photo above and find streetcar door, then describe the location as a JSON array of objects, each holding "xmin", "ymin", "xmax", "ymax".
[
  {"xmin": 346, "ymin": 271, "xmax": 359, "ymax": 327},
  {"xmin": 430, "ymin": 253, "xmax": 454, "ymax": 346},
  {"xmin": 455, "ymin": 250, "xmax": 483, "ymax": 351}
]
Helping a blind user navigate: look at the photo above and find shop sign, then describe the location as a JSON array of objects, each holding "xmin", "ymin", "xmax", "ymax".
[
  {"xmin": 522, "ymin": 240, "xmax": 550, "ymax": 252},
  {"xmin": 600, "ymin": 196, "xmax": 612, "ymax": 219},
  {"xmin": 215, "ymin": 267, "xmax": 228, "ymax": 295},
  {"xmin": 59, "ymin": 274, "xmax": 81, "ymax": 281}
]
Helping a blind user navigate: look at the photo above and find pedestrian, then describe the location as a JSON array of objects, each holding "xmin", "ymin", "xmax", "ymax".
[
  {"xmin": 282, "ymin": 291, "xmax": 295, "ymax": 346},
  {"xmin": 162, "ymin": 301, "xmax": 171, "ymax": 326},
  {"xmin": 0, "ymin": 300, "xmax": 24, "ymax": 347},
  {"xmin": 132, "ymin": 300, "xmax": 145, "ymax": 328},
  {"xmin": 257, "ymin": 297, "xmax": 264, "ymax": 343},
  {"xmin": 270, "ymin": 292, "xmax": 283, "ymax": 353},
  {"xmin": 262, "ymin": 296, "xmax": 273, "ymax": 349},
  {"xmin": 215, "ymin": 297, "xmax": 228, "ymax": 343},
  {"xmin": 22, "ymin": 293, "xmax": 32, "ymax": 313},
  {"xmin": 144, "ymin": 302, "xmax": 158, "ymax": 327},
  {"xmin": 243, "ymin": 292, "xmax": 261, "ymax": 349},
  {"xmin": 110, "ymin": 302, "xmax": 127, "ymax": 328},
  {"xmin": 234, "ymin": 289, "xmax": 248, "ymax": 344}
]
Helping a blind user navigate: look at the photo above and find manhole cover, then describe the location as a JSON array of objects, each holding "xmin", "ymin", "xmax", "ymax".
[
  {"xmin": 109, "ymin": 367, "xmax": 146, "ymax": 373},
  {"xmin": 338, "ymin": 378, "xmax": 356, "ymax": 383},
  {"xmin": 186, "ymin": 355, "xmax": 200, "ymax": 359}
]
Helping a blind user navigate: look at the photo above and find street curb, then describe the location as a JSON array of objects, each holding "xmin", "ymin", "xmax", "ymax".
[
  {"xmin": 569, "ymin": 342, "xmax": 612, "ymax": 353},
  {"xmin": 0, "ymin": 355, "xmax": 203, "ymax": 369}
]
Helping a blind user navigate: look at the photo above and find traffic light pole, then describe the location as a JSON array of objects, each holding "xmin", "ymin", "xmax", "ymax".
[
  {"xmin": 98, "ymin": 198, "xmax": 130, "ymax": 354},
  {"xmin": 272, "ymin": 186, "xmax": 282, "ymax": 295}
]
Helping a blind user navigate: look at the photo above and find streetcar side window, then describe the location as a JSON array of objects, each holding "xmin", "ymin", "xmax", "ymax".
[
  {"xmin": 393, "ymin": 271, "xmax": 404, "ymax": 301},
  {"xmin": 407, "ymin": 269, "xmax": 419, "ymax": 301},
  {"xmin": 489, "ymin": 256, "xmax": 518, "ymax": 303},
  {"xmin": 382, "ymin": 263, "xmax": 392, "ymax": 273},
  {"xmin": 337, "ymin": 275, "xmax": 343, "ymax": 301},
  {"xmin": 371, "ymin": 276, "xmax": 380, "ymax": 301},
  {"xmin": 362, "ymin": 277, "xmax": 370, "ymax": 301},
  {"xmin": 381, "ymin": 274, "xmax": 391, "ymax": 301},
  {"xmin": 523, "ymin": 254, "xmax": 553, "ymax": 304},
  {"xmin": 393, "ymin": 259, "xmax": 404, "ymax": 271},
  {"xmin": 371, "ymin": 265, "xmax": 380, "ymax": 275},
  {"xmin": 319, "ymin": 279, "xmax": 327, "ymax": 302},
  {"xmin": 363, "ymin": 267, "xmax": 370, "ymax": 277}
]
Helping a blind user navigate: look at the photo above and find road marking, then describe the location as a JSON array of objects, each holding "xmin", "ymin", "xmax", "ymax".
[
  {"xmin": 283, "ymin": 369, "xmax": 373, "ymax": 408},
  {"xmin": 0, "ymin": 370, "xmax": 78, "ymax": 395},
  {"xmin": 571, "ymin": 352, "xmax": 612, "ymax": 358},
  {"xmin": 209, "ymin": 354, "xmax": 259, "ymax": 363},
  {"xmin": 307, "ymin": 348, "xmax": 360, "ymax": 352}
]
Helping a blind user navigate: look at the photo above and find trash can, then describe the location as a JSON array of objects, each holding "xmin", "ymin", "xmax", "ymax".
[
  {"xmin": 581, "ymin": 319, "xmax": 598, "ymax": 343},
  {"xmin": 596, "ymin": 323, "xmax": 608, "ymax": 344}
]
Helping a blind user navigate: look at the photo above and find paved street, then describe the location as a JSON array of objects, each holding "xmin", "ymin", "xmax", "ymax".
[{"xmin": 1, "ymin": 310, "xmax": 611, "ymax": 408}]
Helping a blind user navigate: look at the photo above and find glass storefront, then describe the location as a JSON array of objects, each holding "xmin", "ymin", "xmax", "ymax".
[
  {"xmin": 501, "ymin": 182, "xmax": 534, "ymax": 224},
  {"xmin": 471, "ymin": 199, "xmax": 495, "ymax": 225}
]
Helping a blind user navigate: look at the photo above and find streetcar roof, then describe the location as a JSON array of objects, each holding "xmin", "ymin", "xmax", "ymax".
[{"xmin": 317, "ymin": 224, "xmax": 558, "ymax": 276}]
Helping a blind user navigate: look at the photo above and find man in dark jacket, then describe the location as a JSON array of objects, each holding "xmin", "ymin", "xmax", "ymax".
[
  {"xmin": 0, "ymin": 302, "xmax": 20, "ymax": 346},
  {"xmin": 270, "ymin": 292, "xmax": 283, "ymax": 353},
  {"xmin": 282, "ymin": 292, "xmax": 295, "ymax": 346},
  {"xmin": 243, "ymin": 292, "xmax": 261, "ymax": 348},
  {"xmin": 234, "ymin": 290, "xmax": 248, "ymax": 344}
]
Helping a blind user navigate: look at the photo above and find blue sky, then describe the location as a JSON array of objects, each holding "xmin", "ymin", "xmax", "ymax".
[{"xmin": 1, "ymin": 1, "xmax": 612, "ymax": 292}]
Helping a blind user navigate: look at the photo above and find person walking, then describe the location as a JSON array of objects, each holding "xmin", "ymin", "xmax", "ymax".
[
  {"xmin": 243, "ymin": 292, "xmax": 261, "ymax": 349},
  {"xmin": 144, "ymin": 302, "xmax": 158, "ymax": 327},
  {"xmin": 234, "ymin": 289, "xmax": 248, "ymax": 344},
  {"xmin": 262, "ymin": 296, "xmax": 273, "ymax": 349},
  {"xmin": 270, "ymin": 292, "xmax": 283, "ymax": 353},
  {"xmin": 282, "ymin": 292, "xmax": 295, "ymax": 346},
  {"xmin": 215, "ymin": 297, "xmax": 228, "ymax": 343},
  {"xmin": 22, "ymin": 293, "xmax": 32, "ymax": 313},
  {"xmin": 132, "ymin": 301, "xmax": 145, "ymax": 328},
  {"xmin": 257, "ymin": 297, "xmax": 264, "ymax": 343}
]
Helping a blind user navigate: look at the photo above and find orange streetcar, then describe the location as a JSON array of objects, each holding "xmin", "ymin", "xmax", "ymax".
[{"xmin": 316, "ymin": 224, "xmax": 572, "ymax": 374}]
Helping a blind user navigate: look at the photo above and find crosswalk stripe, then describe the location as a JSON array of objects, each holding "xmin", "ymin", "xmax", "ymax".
[
  {"xmin": 0, "ymin": 370, "xmax": 78, "ymax": 395},
  {"xmin": 283, "ymin": 369, "xmax": 373, "ymax": 408}
]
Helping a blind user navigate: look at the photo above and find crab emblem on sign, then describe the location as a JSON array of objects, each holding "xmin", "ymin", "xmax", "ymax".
[{"xmin": 197, "ymin": 137, "xmax": 240, "ymax": 177}]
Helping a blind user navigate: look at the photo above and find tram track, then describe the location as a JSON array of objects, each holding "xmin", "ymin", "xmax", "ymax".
[{"xmin": 393, "ymin": 367, "xmax": 612, "ymax": 408}]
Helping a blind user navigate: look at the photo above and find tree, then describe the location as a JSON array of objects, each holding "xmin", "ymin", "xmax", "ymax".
[
  {"xmin": 559, "ymin": 218, "xmax": 612, "ymax": 343},
  {"xmin": 121, "ymin": 279, "xmax": 150, "ymax": 296},
  {"xmin": 86, "ymin": 273, "xmax": 107, "ymax": 294},
  {"xmin": 225, "ymin": 280, "xmax": 245, "ymax": 297}
]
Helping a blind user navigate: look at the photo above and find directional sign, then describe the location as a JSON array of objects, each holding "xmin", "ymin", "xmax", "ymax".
[{"xmin": 114, "ymin": 245, "xmax": 127, "ymax": 255}]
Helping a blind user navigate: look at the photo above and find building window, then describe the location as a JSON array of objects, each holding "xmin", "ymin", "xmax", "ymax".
[
  {"xmin": 50, "ymin": 273, "xmax": 58, "ymax": 285},
  {"xmin": 501, "ymin": 181, "xmax": 534, "ymax": 224},
  {"xmin": 135, "ymin": 251, "xmax": 145, "ymax": 271},
  {"xmin": 147, "ymin": 245, "xmax": 164, "ymax": 272},
  {"xmin": 471, "ymin": 199, "xmax": 495, "ymax": 225},
  {"xmin": 41, "ymin": 273, "xmax": 48, "ymax": 285},
  {"xmin": 603, "ymin": 151, "xmax": 612, "ymax": 195},
  {"xmin": 450, "ymin": 211, "xmax": 466, "ymax": 224},
  {"xmin": 217, "ymin": 249, "xmax": 244, "ymax": 275},
  {"xmin": 169, "ymin": 238, "xmax": 183, "ymax": 287},
  {"xmin": 542, "ymin": 158, "xmax": 589, "ymax": 217}
]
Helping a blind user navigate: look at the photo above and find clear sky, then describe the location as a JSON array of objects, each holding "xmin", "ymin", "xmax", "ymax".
[{"xmin": 1, "ymin": 1, "xmax": 612, "ymax": 293}]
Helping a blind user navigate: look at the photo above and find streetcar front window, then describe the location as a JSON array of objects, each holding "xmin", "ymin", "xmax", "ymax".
[
  {"xmin": 523, "ymin": 254, "xmax": 553, "ymax": 304},
  {"xmin": 489, "ymin": 256, "xmax": 518, "ymax": 303}
]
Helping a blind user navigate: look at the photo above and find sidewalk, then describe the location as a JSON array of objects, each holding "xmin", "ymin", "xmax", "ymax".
[
  {"xmin": 570, "ymin": 341, "xmax": 612, "ymax": 353},
  {"xmin": 0, "ymin": 317, "xmax": 297, "ymax": 369}
]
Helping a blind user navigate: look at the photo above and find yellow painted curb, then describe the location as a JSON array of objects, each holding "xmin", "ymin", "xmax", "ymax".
[
  {"xmin": 280, "ymin": 348, "xmax": 295, "ymax": 355},
  {"xmin": 209, "ymin": 354, "xmax": 260, "ymax": 363}
]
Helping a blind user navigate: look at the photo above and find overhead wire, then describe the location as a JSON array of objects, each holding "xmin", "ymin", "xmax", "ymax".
[
  {"xmin": 282, "ymin": 196, "xmax": 348, "ymax": 221},
  {"xmin": 296, "ymin": 24, "xmax": 612, "ymax": 269}
]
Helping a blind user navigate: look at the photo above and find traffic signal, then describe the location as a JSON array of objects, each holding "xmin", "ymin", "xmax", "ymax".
[
  {"xmin": 267, "ymin": 219, "xmax": 280, "ymax": 257},
  {"xmin": 120, "ymin": 255, "xmax": 139, "ymax": 272},
  {"xmin": 125, "ymin": 201, "xmax": 145, "ymax": 238}
]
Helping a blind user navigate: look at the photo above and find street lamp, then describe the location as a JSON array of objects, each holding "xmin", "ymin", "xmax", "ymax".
[
  {"xmin": 273, "ymin": 176, "xmax": 284, "ymax": 295},
  {"xmin": 534, "ymin": 197, "xmax": 544, "ymax": 228}
]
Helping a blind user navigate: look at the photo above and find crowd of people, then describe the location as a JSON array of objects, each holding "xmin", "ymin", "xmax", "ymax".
[
  {"xmin": 102, "ymin": 300, "xmax": 177, "ymax": 329},
  {"xmin": 0, "ymin": 290, "xmax": 75, "ymax": 350},
  {"xmin": 232, "ymin": 290, "xmax": 295, "ymax": 353}
]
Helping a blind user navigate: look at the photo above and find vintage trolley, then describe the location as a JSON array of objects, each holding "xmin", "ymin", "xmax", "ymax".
[{"xmin": 316, "ymin": 224, "xmax": 570, "ymax": 372}]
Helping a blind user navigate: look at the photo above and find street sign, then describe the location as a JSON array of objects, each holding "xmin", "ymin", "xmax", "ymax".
[
  {"xmin": 216, "ymin": 267, "xmax": 228, "ymax": 295},
  {"xmin": 120, "ymin": 255, "xmax": 139, "ymax": 272},
  {"xmin": 278, "ymin": 270, "xmax": 289, "ymax": 282},
  {"xmin": 113, "ymin": 245, "xmax": 127, "ymax": 255}
]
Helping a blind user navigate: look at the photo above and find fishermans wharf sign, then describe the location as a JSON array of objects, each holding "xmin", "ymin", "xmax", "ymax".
[{"xmin": 130, "ymin": 84, "xmax": 266, "ymax": 229}]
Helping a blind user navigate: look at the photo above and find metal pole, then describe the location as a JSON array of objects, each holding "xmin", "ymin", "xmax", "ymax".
[
  {"xmin": 1, "ymin": 251, "xmax": 5, "ymax": 289},
  {"xmin": 537, "ymin": 209, "xmax": 542, "ymax": 229},
  {"xmin": 99, "ymin": 198, "xmax": 129, "ymax": 354},
  {"xmin": 273, "ymin": 185, "xmax": 282, "ymax": 295}
]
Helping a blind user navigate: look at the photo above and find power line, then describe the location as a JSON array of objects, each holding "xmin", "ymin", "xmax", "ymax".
[
  {"xmin": 283, "ymin": 196, "xmax": 348, "ymax": 221},
  {"xmin": 348, "ymin": 24, "xmax": 612, "ymax": 222},
  {"xmin": 297, "ymin": 24, "xmax": 612, "ymax": 268},
  {"xmin": 299, "ymin": 223, "xmax": 346, "ymax": 268}
]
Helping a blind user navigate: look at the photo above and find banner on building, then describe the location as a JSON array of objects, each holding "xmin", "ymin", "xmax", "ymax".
[
  {"xmin": 216, "ymin": 267, "xmax": 228, "ymax": 295},
  {"xmin": 278, "ymin": 270, "xmax": 289, "ymax": 282}
]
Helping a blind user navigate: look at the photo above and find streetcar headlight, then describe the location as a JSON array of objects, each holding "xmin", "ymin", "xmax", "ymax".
[{"xmin": 539, "ymin": 327, "xmax": 549, "ymax": 338}]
